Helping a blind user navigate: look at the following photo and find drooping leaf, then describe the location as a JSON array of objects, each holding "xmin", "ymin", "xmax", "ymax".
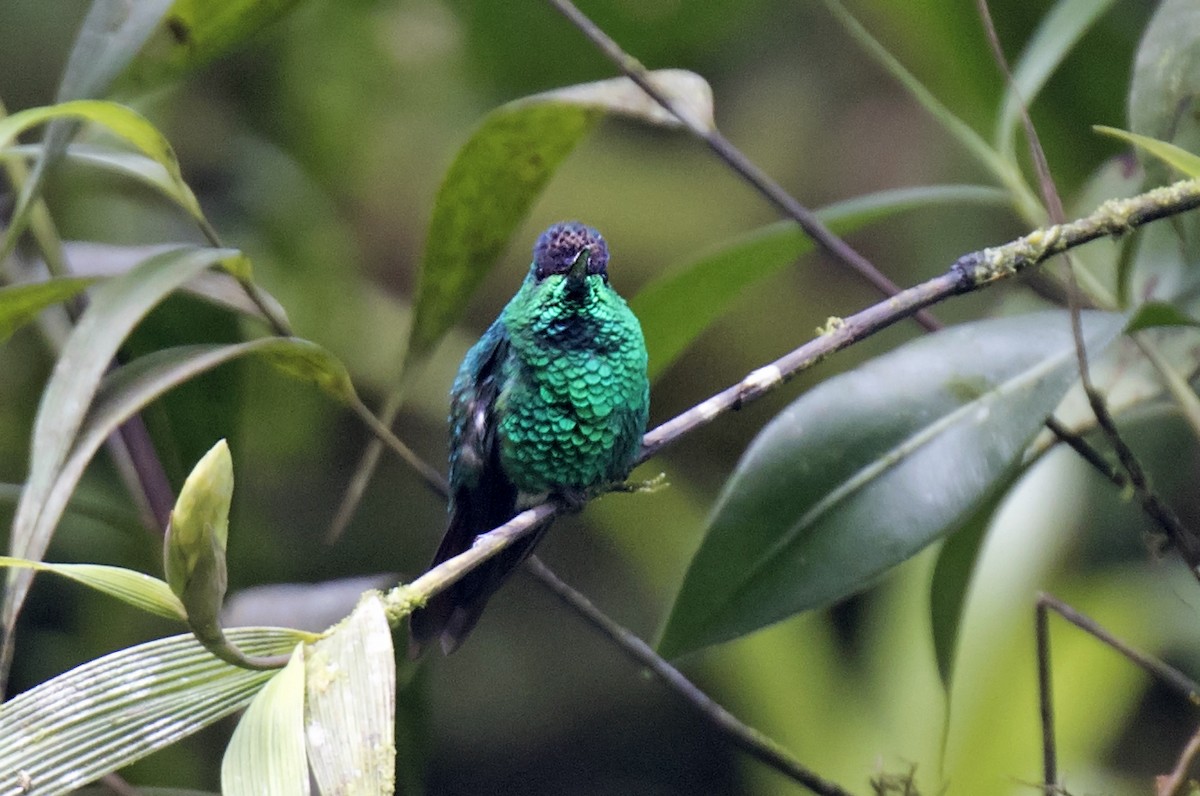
[
  {"xmin": 995, "ymin": 0, "xmax": 1118, "ymax": 159},
  {"xmin": 0, "ymin": 627, "xmax": 311, "ymax": 792},
  {"xmin": 928, "ymin": 488, "xmax": 1010, "ymax": 688},
  {"xmin": 406, "ymin": 69, "xmax": 713, "ymax": 369},
  {"xmin": 120, "ymin": 0, "xmax": 309, "ymax": 94},
  {"xmin": 658, "ymin": 311, "xmax": 1126, "ymax": 658},
  {"xmin": 332, "ymin": 70, "xmax": 714, "ymax": 541},
  {"xmin": 3, "ymin": 247, "xmax": 245, "ymax": 657},
  {"xmin": 632, "ymin": 185, "xmax": 1008, "ymax": 381},
  {"xmin": 222, "ymin": 644, "xmax": 310, "ymax": 796},
  {"xmin": 1094, "ymin": 126, "xmax": 1200, "ymax": 178},
  {"xmin": 0, "ymin": 0, "xmax": 175, "ymax": 264},
  {"xmin": 2, "ymin": 337, "xmax": 362, "ymax": 651},
  {"xmin": 0, "ymin": 556, "xmax": 185, "ymax": 621},
  {"xmin": 0, "ymin": 277, "xmax": 96, "ymax": 345},
  {"xmin": 305, "ymin": 594, "xmax": 396, "ymax": 796},
  {"xmin": 0, "ymin": 100, "xmax": 204, "ymax": 226}
]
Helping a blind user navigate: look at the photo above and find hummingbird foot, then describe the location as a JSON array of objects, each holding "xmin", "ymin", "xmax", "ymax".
[{"xmin": 611, "ymin": 472, "xmax": 669, "ymax": 495}]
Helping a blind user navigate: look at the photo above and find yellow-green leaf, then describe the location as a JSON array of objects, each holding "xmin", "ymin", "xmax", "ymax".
[
  {"xmin": 0, "ymin": 556, "xmax": 185, "ymax": 621},
  {"xmin": 222, "ymin": 643, "xmax": 310, "ymax": 796},
  {"xmin": 1094, "ymin": 125, "xmax": 1200, "ymax": 178},
  {"xmin": 305, "ymin": 595, "xmax": 396, "ymax": 796}
]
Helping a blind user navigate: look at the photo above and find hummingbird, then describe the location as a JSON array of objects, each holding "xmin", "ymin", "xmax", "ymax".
[{"xmin": 409, "ymin": 222, "xmax": 649, "ymax": 654}]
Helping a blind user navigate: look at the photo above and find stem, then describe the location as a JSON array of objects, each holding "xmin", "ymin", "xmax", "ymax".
[
  {"xmin": 545, "ymin": 0, "xmax": 942, "ymax": 334},
  {"xmin": 525, "ymin": 556, "xmax": 856, "ymax": 796}
]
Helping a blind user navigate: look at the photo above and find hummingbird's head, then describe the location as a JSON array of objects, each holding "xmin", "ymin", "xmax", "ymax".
[{"xmin": 533, "ymin": 222, "xmax": 609, "ymax": 288}]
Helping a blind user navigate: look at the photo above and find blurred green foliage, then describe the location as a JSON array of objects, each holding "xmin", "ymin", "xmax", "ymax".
[{"xmin": 2, "ymin": 0, "xmax": 1199, "ymax": 794}]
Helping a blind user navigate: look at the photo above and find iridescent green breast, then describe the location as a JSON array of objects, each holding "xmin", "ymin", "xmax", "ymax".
[{"xmin": 496, "ymin": 272, "xmax": 648, "ymax": 495}]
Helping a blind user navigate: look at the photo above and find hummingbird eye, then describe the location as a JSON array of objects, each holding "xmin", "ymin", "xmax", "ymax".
[{"xmin": 533, "ymin": 222, "xmax": 609, "ymax": 280}]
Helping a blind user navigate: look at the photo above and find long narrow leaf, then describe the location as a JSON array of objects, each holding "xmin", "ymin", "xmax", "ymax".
[
  {"xmin": 305, "ymin": 595, "xmax": 396, "ymax": 796},
  {"xmin": 1094, "ymin": 125, "xmax": 1200, "ymax": 178},
  {"xmin": 223, "ymin": 644, "xmax": 310, "ymax": 796},
  {"xmin": 659, "ymin": 311, "xmax": 1126, "ymax": 657},
  {"xmin": 407, "ymin": 69, "xmax": 713, "ymax": 368},
  {"xmin": 0, "ymin": 556, "xmax": 185, "ymax": 621},
  {"xmin": 0, "ymin": 627, "xmax": 310, "ymax": 793},
  {"xmin": 996, "ymin": 0, "xmax": 1118, "ymax": 158},
  {"xmin": 632, "ymin": 185, "xmax": 1008, "ymax": 380},
  {"xmin": 4, "ymin": 247, "xmax": 244, "ymax": 654},
  {"xmin": 0, "ymin": 277, "xmax": 96, "ymax": 345},
  {"xmin": 0, "ymin": 100, "xmax": 204, "ymax": 224}
]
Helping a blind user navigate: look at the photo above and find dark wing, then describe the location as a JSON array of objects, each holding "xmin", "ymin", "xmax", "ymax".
[{"xmin": 409, "ymin": 323, "xmax": 549, "ymax": 655}]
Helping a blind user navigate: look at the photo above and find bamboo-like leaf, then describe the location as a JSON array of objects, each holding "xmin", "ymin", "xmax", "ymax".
[
  {"xmin": 0, "ymin": 627, "xmax": 311, "ymax": 794},
  {"xmin": 1, "ymin": 336, "xmax": 362, "ymax": 659},
  {"xmin": 0, "ymin": 277, "xmax": 96, "ymax": 345},
  {"xmin": 1093, "ymin": 125, "xmax": 1200, "ymax": 178},
  {"xmin": 0, "ymin": 100, "xmax": 203, "ymax": 222},
  {"xmin": 0, "ymin": 556, "xmax": 185, "ymax": 621},
  {"xmin": 406, "ymin": 69, "xmax": 713, "ymax": 368},
  {"xmin": 995, "ymin": 0, "xmax": 1118, "ymax": 159},
  {"xmin": 0, "ymin": 0, "xmax": 176, "ymax": 265},
  {"xmin": 3, "ymin": 247, "xmax": 245, "ymax": 658},
  {"xmin": 305, "ymin": 595, "xmax": 396, "ymax": 796},
  {"xmin": 632, "ymin": 185, "xmax": 1008, "ymax": 381},
  {"xmin": 222, "ymin": 644, "xmax": 310, "ymax": 796},
  {"xmin": 659, "ymin": 311, "xmax": 1126, "ymax": 657}
]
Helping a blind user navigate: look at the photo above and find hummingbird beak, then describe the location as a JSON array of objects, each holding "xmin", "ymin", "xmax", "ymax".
[{"xmin": 566, "ymin": 247, "xmax": 591, "ymax": 291}]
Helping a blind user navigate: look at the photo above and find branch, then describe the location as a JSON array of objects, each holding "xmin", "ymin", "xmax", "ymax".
[
  {"xmin": 544, "ymin": 0, "xmax": 941, "ymax": 333},
  {"xmin": 524, "ymin": 556, "xmax": 855, "ymax": 796},
  {"xmin": 384, "ymin": 176, "xmax": 1200, "ymax": 621}
]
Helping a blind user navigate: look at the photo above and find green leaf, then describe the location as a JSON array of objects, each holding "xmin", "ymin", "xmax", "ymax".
[
  {"xmin": 0, "ymin": 277, "xmax": 97, "ymax": 345},
  {"xmin": 121, "ymin": 0, "xmax": 309, "ymax": 94},
  {"xmin": 1129, "ymin": 0, "xmax": 1200, "ymax": 176},
  {"xmin": 305, "ymin": 595, "xmax": 396, "ymax": 795},
  {"xmin": 0, "ymin": 627, "xmax": 310, "ymax": 792},
  {"xmin": 3, "ymin": 246, "xmax": 245, "ymax": 655},
  {"xmin": 0, "ymin": 336, "xmax": 362, "ymax": 655},
  {"xmin": 0, "ymin": 0, "xmax": 176, "ymax": 267},
  {"xmin": 818, "ymin": 0, "xmax": 1040, "ymax": 220},
  {"xmin": 658, "ymin": 311, "xmax": 1126, "ymax": 658},
  {"xmin": 223, "ymin": 644, "xmax": 310, "ymax": 796},
  {"xmin": 995, "ymin": 0, "xmax": 1118, "ymax": 159},
  {"xmin": 1126, "ymin": 301, "xmax": 1200, "ymax": 332},
  {"xmin": 928, "ymin": 489, "xmax": 1009, "ymax": 688},
  {"xmin": 406, "ymin": 69, "xmax": 713, "ymax": 368},
  {"xmin": 632, "ymin": 185, "xmax": 1008, "ymax": 381},
  {"xmin": 56, "ymin": 0, "xmax": 175, "ymax": 102},
  {"xmin": 0, "ymin": 100, "xmax": 204, "ymax": 224},
  {"xmin": 1093, "ymin": 126, "xmax": 1200, "ymax": 178},
  {"xmin": 0, "ymin": 556, "xmax": 185, "ymax": 621}
]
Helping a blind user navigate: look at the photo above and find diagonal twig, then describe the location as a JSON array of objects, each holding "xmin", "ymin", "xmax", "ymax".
[{"xmin": 525, "ymin": 555, "xmax": 855, "ymax": 796}]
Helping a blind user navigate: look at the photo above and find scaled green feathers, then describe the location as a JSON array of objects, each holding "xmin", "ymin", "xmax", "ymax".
[{"xmin": 410, "ymin": 222, "xmax": 649, "ymax": 654}]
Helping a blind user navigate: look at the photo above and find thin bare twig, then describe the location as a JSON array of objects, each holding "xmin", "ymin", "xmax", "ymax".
[
  {"xmin": 544, "ymin": 0, "xmax": 941, "ymax": 333},
  {"xmin": 524, "ymin": 556, "xmax": 855, "ymax": 796},
  {"xmin": 1158, "ymin": 724, "xmax": 1200, "ymax": 796}
]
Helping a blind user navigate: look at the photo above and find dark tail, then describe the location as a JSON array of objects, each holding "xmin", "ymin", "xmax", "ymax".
[{"xmin": 409, "ymin": 514, "xmax": 553, "ymax": 655}]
